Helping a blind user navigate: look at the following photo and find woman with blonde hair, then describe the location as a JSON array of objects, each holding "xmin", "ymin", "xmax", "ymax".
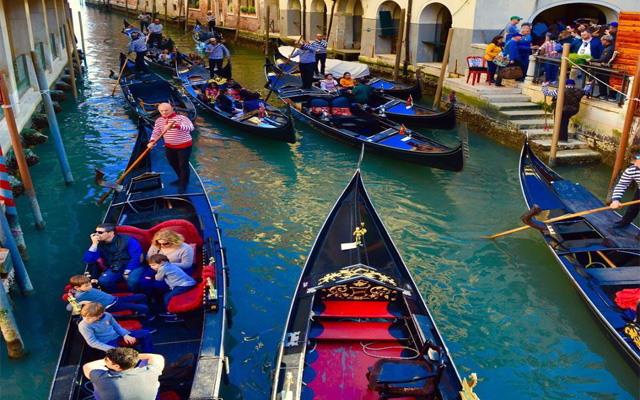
[{"xmin": 147, "ymin": 230, "xmax": 194, "ymax": 271}]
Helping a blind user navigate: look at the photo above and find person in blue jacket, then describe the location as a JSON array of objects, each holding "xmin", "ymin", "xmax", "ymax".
[
  {"xmin": 495, "ymin": 33, "xmax": 523, "ymax": 87},
  {"xmin": 571, "ymin": 30, "xmax": 603, "ymax": 59}
]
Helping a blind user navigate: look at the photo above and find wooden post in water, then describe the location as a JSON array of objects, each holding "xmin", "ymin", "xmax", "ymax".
[
  {"xmin": 31, "ymin": 51, "xmax": 74, "ymax": 185},
  {"xmin": 0, "ymin": 202, "xmax": 33, "ymax": 295},
  {"xmin": 78, "ymin": 11, "xmax": 87, "ymax": 69},
  {"xmin": 392, "ymin": 9, "xmax": 406, "ymax": 82},
  {"xmin": 0, "ymin": 73, "xmax": 45, "ymax": 229},
  {"xmin": 264, "ymin": 6, "xmax": 270, "ymax": 56},
  {"xmin": 607, "ymin": 55, "xmax": 640, "ymax": 198},
  {"xmin": 125, "ymin": 0, "xmax": 129, "ymax": 19},
  {"xmin": 549, "ymin": 43, "xmax": 571, "ymax": 166},
  {"xmin": 185, "ymin": 0, "xmax": 189, "ymax": 34},
  {"xmin": 63, "ymin": 24, "xmax": 78, "ymax": 100},
  {"xmin": 164, "ymin": 0, "xmax": 168, "ymax": 29},
  {"xmin": 68, "ymin": 18, "xmax": 83, "ymax": 80},
  {"xmin": 0, "ymin": 148, "xmax": 27, "ymax": 260},
  {"xmin": 433, "ymin": 28, "xmax": 453, "ymax": 111},
  {"xmin": 0, "ymin": 263, "xmax": 27, "ymax": 358},
  {"xmin": 403, "ymin": 0, "xmax": 413, "ymax": 76}
]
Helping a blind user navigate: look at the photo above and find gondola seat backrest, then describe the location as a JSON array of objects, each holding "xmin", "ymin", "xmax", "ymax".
[
  {"xmin": 116, "ymin": 225, "xmax": 153, "ymax": 253},
  {"xmin": 331, "ymin": 96, "xmax": 352, "ymax": 116},
  {"xmin": 308, "ymin": 97, "xmax": 330, "ymax": 115},
  {"xmin": 149, "ymin": 219, "xmax": 204, "ymax": 279},
  {"xmin": 167, "ymin": 265, "xmax": 216, "ymax": 314}
]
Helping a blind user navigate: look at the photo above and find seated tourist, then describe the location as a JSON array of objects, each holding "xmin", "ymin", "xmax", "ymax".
[
  {"xmin": 352, "ymin": 78, "xmax": 373, "ymax": 104},
  {"xmin": 339, "ymin": 72, "xmax": 355, "ymax": 89},
  {"xmin": 83, "ymin": 223, "xmax": 144, "ymax": 293},
  {"xmin": 204, "ymin": 81, "xmax": 220, "ymax": 103},
  {"xmin": 218, "ymin": 88, "xmax": 243, "ymax": 114},
  {"xmin": 83, "ymin": 348, "xmax": 164, "ymax": 400},
  {"xmin": 67, "ymin": 275, "xmax": 150, "ymax": 319},
  {"xmin": 243, "ymin": 92, "xmax": 267, "ymax": 113},
  {"xmin": 148, "ymin": 254, "xmax": 197, "ymax": 323},
  {"xmin": 220, "ymin": 77, "xmax": 242, "ymax": 92},
  {"xmin": 320, "ymin": 73, "xmax": 339, "ymax": 92},
  {"xmin": 78, "ymin": 302, "xmax": 154, "ymax": 353},
  {"xmin": 159, "ymin": 49, "xmax": 171, "ymax": 64},
  {"xmin": 140, "ymin": 229, "xmax": 196, "ymax": 295},
  {"xmin": 188, "ymin": 52, "xmax": 205, "ymax": 66}
]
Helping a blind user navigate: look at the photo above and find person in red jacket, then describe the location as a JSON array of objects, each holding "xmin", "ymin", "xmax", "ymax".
[{"xmin": 148, "ymin": 103, "xmax": 195, "ymax": 193}]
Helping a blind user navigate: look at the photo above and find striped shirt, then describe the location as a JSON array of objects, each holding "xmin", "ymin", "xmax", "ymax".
[
  {"xmin": 151, "ymin": 113, "xmax": 194, "ymax": 148},
  {"xmin": 129, "ymin": 36, "xmax": 147, "ymax": 53},
  {"xmin": 612, "ymin": 165, "xmax": 640, "ymax": 201},
  {"xmin": 204, "ymin": 43, "xmax": 230, "ymax": 59},
  {"xmin": 293, "ymin": 45, "xmax": 316, "ymax": 64},
  {"xmin": 148, "ymin": 23, "xmax": 163, "ymax": 34},
  {"xmin": 310, "ymin": 39, "xmax": 327, "ymax": 54}
]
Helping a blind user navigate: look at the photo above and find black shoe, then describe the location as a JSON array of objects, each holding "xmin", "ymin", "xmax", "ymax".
[
  {"xmin": 168, "ymin": 180, "xmax": 179, "ymax": 186},
  {"xmin": 612, "ymin": 220, "xmax": 631, "ymax": 229},
  {"xmin": 495, "ymin": 83, "xmax": 504, "ymax": 87}
]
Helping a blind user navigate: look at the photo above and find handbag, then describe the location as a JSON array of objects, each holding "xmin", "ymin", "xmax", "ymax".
[
  {"xmin": 492, "ymin": 53, "xmax": 509, "ymax": 67},
  {"xmin": 499, "ymin": 65, "xmax": 523, "ymax": 80}
]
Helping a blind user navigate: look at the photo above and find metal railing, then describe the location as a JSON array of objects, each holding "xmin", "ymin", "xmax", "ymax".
[{"xmin": 528, "ymin": 55, "xmax": 631, "ymax": 107}]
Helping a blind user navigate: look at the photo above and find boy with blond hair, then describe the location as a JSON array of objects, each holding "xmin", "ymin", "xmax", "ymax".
[
  {"xmin": 148, "ymin": 254, "xmax": 196, "ymax": 323},
  {"xmin": 68, "ymin": 275, "xmax": 150, "ymax": 318}
]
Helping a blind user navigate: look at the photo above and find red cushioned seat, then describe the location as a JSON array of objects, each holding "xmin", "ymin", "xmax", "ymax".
[
  {"xmin": 119, "ymin": 320, "xmax": 143, "ymax": 331},
  {"xmin": 116, "ymin": 225, "xmax": 153, "ymax": 253},
  {"xmin": 315, "ymin": 300, "xmax": 395, "ymax": 319},
  {"xmin": 158, "ymin": 391, "xmax": 181, "ymax": 400},
  {"xmin": 310, "ymin": 321, "xmax": 407, "ymax": 341},
  {"xmin": 148, "ymin": 219, "xmax": 203, "ymax": 247},
  {"xmin": 167, "ymin": 266, "xmax": 215, "ymax": 314}
]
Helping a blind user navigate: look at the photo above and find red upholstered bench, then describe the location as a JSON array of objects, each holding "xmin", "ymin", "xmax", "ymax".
[
  {"xmin": 309, "ymin": 321, "xmax": 408, "ymax": 341},
  {"xmin": 314, "ymin": 300, "xmax": 396, "ymax": 319},
  {"xmin": 167, "ymin": 266, "xmax": 216, "ymax": 314}
]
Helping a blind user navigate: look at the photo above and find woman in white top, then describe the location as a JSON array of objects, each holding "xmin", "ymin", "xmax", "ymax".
[
  {"xmin": 320, "ymin": 73, "xmax": 339, "ymax": 92},
  {"xmin": 147, "ymin": 230, "xmax": 194, "ymax": 271}
]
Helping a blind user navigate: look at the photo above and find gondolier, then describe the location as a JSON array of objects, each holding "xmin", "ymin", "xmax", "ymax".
[
  {"xmin": 311, "ymin": 34, "xmax": 328, "ymax": 76},
  {"xmin": 147, "ymin": 18, "xmax": 163, "ymax": 48},
  {"xmin": 128, "ymin": 31, "xmax": 149, "ymax": 74},
  {"xmin": 204, "ymin": 37, "xmax": 230, "ymax": 79},
  {"xmin": 292, "ymin": 42, "xmax": 316, "ymax": 90},
  {"xmin": 148, "ymin": 103, "xmax": 195, "ymax": 193},
  {"xmin": 610, "ymin": 153, "xmax": 640, "ymax": 228}
]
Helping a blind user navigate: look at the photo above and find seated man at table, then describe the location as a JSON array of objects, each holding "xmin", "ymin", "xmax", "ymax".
[{"xmin": 83, "ymin": 347, "xmax": 164, "ymax": 400}]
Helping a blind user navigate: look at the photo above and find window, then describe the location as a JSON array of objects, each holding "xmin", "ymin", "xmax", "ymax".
[
  {"xmin": 35, "ymin": 42, "xmax": 47, "ymax": 70},
  {"xmin": 13, "ymin": 54, "xmax": 31, "ymax": 96},
  {"xmin": 50, "ymin": 33, "xmax": 58, "ymax": 58},
  {"xmin": 60, "ymin": 26, "xmax": 66, "ymax": 49},
  {"xmin": 189, "ymin": 0, "xmax": 200, "ymax": 8}
]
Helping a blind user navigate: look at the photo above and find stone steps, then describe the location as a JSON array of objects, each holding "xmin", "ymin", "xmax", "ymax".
[
  {"xmin": 523, "ymin": 128, "xmax": 554, "ymax": 139},
  {"xmin": 501, "ymin": 110, "xmax": 547, "ymax": 120},
  {"xmin": 542, "ymin": 149, "xmax": 603, "ymax": 164},
  {"xmin": 493, "ymin": 102, "xmax": 542, "ymax": 111},
  {"xmin": 482, "ymin": 93, "xmax": 532, "ymax": 103},
  {"xmin": 531, "ymin": 138, "xmax": 590, "ymax": 150},
  {"xmin": 512, "ymin": 119, "xmax": 551, "ymax": 130}
]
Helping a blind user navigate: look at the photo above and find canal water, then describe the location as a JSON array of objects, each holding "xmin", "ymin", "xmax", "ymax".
[{"xmin": 0, "ymin": 5, "xmax": 638, "ymax": 400}]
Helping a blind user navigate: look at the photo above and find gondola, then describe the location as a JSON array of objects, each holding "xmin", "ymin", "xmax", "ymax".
[
  {"xmin": 519, "ymin": 138, "xmax": 640, "ymax": 372},
  {"xmin": 271, "ymin": 165, "xmax": 479, "ymax": 400},
  {"xmin": 192, "ymin": 21, "xmax": 224, "ymax": 50},
  {"xmin": 118, "ymin": 53, "xmax": 197, "ymax": 124},
  {"xmin": 48, "ymin": 120, "xmax": 230, "ymax": 400},
  {"xmin": 176, "ymin": 60, "xmax": 295, "ymax": 143},
  {"xmin": 265, "ymin": 60, "xmax": 466, "ymax": 171},
  {"xmin": 122, "ymin": 20, "xmax": 186, "ymax": 76},
  {"xmin": 266, "ymin": 58, "xmax": 456, "ymax": 129},
  {"xmin": 275, "ymin": 40, "xmax": 423, "ymax": 101}
]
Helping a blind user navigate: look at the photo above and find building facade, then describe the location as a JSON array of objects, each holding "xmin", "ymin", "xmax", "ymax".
[{"xmin": 0, "ymin": 0, "xmax": 73, "ymax": 151}]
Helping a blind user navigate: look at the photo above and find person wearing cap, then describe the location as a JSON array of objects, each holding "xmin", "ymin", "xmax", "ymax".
[
  {"xmin": 606, "ymin": 22, "xmax": 617, "ymax": 42},
  {"xmin": 610, "ymin": 154, "xmax": 640, "ymax": 229},
  {"xmin": 585, "ymin": 34, "xmax": 615, "ymax": 100},
  {"xmin": 541, "ymin": 79, "xmax": 586, "ymax": 142},
  {"xmin": 504, "ymin": 16, "xmax": 522, "ymax": 41},
  {"xmin": 128, "ymin": 31, "xmax": 149, "ymax": 74},
  {"xmin": 204, "ymin": 37, "xmax": 231, "ymax": 79},
  {"xmin": 494, "ymin": 33, "xmax": 523, "ymax": 87}
]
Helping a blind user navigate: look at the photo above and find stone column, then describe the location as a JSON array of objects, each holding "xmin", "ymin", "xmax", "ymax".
[
  {"xmin": 525, "ymin": 54, "xmax": 537, "ymax": 84},
  {"xmin": 28, "ymin": 0, "xmax": 54, "ymax": 72},
  {"xmin": 45, "ymin": 0, "xmax": 63, "ymax": 60}
]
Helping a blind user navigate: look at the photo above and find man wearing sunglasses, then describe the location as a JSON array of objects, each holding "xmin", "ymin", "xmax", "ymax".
[{"xmin": 83, "ymin": 223, "xmax": 143, "ymax": 293}]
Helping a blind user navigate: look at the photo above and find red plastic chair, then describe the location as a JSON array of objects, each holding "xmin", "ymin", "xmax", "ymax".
[{"xmin": 466, "ymin": 56, "xmax": 490, "ymax": 86}]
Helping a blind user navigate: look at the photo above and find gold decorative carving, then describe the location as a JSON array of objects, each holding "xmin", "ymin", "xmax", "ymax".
[
  {"xmin": 318, "ymin": 265, "xmax": 396, "ymax": 286},
  {"xmin": 459, "ymin": 373, "xmax": 480, "ymax": 400},
  {"xmin": 322, "ymin": 279, "xmax": 398, "ymax": 301}
]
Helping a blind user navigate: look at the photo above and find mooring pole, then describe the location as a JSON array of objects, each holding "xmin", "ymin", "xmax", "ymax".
[
  {"xmin": 325, "ymin": 0, "xmax": 337, "ymax": 46},
  {"xmin": 607, "ymin": 55, "xmax": 640, "ymax": 198},
  {"xmin": 31, "ymin": 51, "xmax": 74, "ymax": 185},
  {"xmin": 0, "ymin": 202, "xmax": 33, "ymax": 295},
  {"xmin": 403, "ymin": 0, "xmax": 413, "ymax": 76},
  {"xmin": 67, "ymin": 18, "xmax": 83, "ymax": 80},
  {"xmin": 433, "ymin": 28, "xmax": 454, "ymax": 111},
  {"xmin": 63, "ymin": 24, "xmax": 78, "ymax": 100},
  {"xmin": 392, "ymin": 9, "xmax": 406, "ymax": 82},
  {"xmin": 78, "ymin": 11, "xmax": 88, "ymax": 69},
  {"xmin": 0, "ymin": 272, "xmax": 27, "ymax": 358},
  {"xmin": 264, "ymin": 6, "xmax": 270, "ymax": 56},
  {"xmin": 0, "ymin": 148, "xmax": 27, "ymax": 260},
  {"xmin": 549, "ymin": 43, "xmax": 571, "ymax": 166},
  {"xmin": 164, "ymin": 0, "xmax": 168, "ymax": 29},
  {"xmin": 0, "ymin": 74, "xmax": 45, "ymax": 229}
]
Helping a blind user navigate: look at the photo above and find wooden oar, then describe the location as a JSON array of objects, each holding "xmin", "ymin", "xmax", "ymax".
[
  {"xmin": 96, "ymin": 121, "xmax": 175, "ymax": 205},
  {"xmin": 111, "ymin": 55, "xmax": 132, "ymax": 96},
  {"xmin": 103, "ymin": 31, "xmax": 122, "ymax": 43},
  {"xmin": 265, "ymin": 35, "xmax": 304, "ymax": 102},
  {"xmin": 487, "ymin": 199, "xmax": 640, "ymax": 239}
]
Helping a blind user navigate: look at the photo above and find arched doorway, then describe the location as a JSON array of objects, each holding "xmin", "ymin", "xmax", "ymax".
[
  {"xmin": 284, "ymin": 0, "xmax": 302, "ymax": 37},
  {"xmin": 334, "ymin": 0, "xmax": 363, "ymax": 49},
  {"xmin": 416, "ymin": 2, "xmax": 451, "ymax": 63},
  {"xmin": 267, "ymin": 0, "xmax": 280, "ymax": 32},
  {"xmin": 310, "ymin": 0, "xmax": 327, "ymax": 36},
  {"xmin": 530, "ymin": 2, "xmax": 618, "ymax": 27},
  {"xmin": 375, "ymin": 1, "xmax": 401, "ymax": 55},
  {"xmin": 353, "ymin": 0, "xmax": 363, "ymax": 48}
]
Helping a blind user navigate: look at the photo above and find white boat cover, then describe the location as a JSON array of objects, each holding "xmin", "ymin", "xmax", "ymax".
[{"xmin": 278, "ymin": 46, "xmax": 370, "ymax": 79}]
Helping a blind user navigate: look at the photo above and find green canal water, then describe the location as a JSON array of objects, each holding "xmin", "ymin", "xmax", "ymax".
[{"xmin": 1, "ymin": 5, "xmax": 638, "ymax": 399}]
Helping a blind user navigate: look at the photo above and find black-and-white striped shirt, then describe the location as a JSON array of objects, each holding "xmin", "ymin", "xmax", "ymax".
[
  {"xmin": 310, "ymin": 39, "xmax": 327, "ymax": 54},
  {"xmin": 612, "ymin": 165, "xmax": 640, "ymax": 201}
]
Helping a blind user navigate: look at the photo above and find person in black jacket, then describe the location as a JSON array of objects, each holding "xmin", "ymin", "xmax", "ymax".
[
  {"xmin": 541, "ymin": 79, "xmax": 586, "ymax": 142},
  {"xmin": 585, "ymin": 34, "xmax": 616, "ymax": 101}
]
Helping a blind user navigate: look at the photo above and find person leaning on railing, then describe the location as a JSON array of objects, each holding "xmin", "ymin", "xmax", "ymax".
[{"xmin": 585, "ymin": 34, "xmax": 616, "ymax": 101}]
